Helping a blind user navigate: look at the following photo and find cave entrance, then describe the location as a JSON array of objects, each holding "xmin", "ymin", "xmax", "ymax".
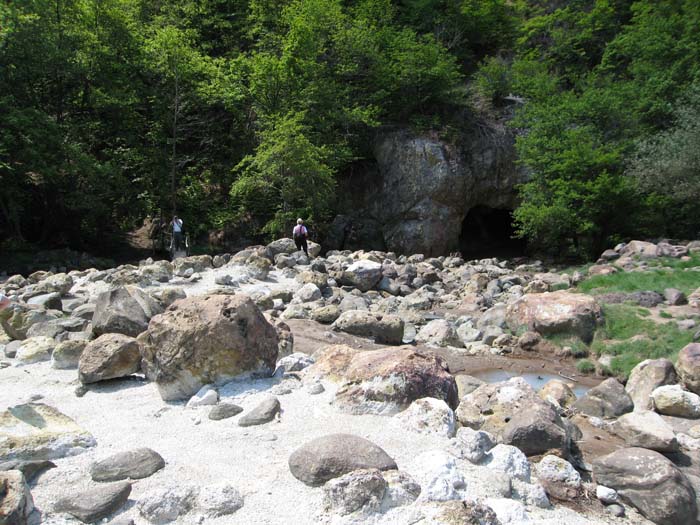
[{"xmin": 458, "ymin": 206, "xmax": 525, "ymax": 259}]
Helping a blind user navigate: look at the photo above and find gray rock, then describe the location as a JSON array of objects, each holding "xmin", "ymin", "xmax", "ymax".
[
  {"xmin": 71, "ymin": 303, "xmax": 96, "ymax": 321},
  {"xmin": 54, "ymin": 481, "xmax": 131, "ymax": 523},
  {"xmin": 340, "ymin": 260, "xmax": 382, "ymax": 292},
  {"xmin": 307, "ymin": 382, "xmax": 325, "ymax": 395},
  {"xmin": 651, "ymin": 384, "xmax": 700, "ymax": 418},
  {"xmin": 612, "ymin": 411, "xmax": 678, "ymax": 452},
  {"xmin": 573, "ymin": 378, "xmax": 633, "ymax": 418},
  {"xmin": 535, "ymin": 455, "xmax": 581, "ymax": 501},
  {"xmin": 92, "ymin": 286, "xmax": 163, "ymax": 337},
  {"xmin": 665, "ymin": 288, "xmax": 687, "ymax": 306},
  {"xmin": 208, "ymin": 403, "xmax": 243, "ymax": 421},
  {"xmin": 606, "ymin": 503, "xmax": 625, "ymax": 517},
  {"xmin": 78, "ymin": 333, "xmax": 141, "ymax": 384},
  {"xmin": 502, "ymin": 403, "xmax": 570, "ymax": 456},
  {"xmin": 90, "ymin": 448, "xmax": 165, "ymax": 482},
  {"xmin": 310, "ymin": 305, "xmax": 341, "ymax": 324},
  {"xmin": 322, "ymin": 468, "xmax": 386, "ymax": 515},
  {"xmin": 197, "ymin": 484, "xmax": 244, "ymax": 518},
  {"xmin": 450, "ymin": 427, "xmax": 495, "ymax": 463},
  {"xmin": 594, "ymin": 447, "xmax": 696, "ymax": 525},
  {"xmin": 238, "ymin": 396, "xmax": 280, "ymax": 427},
  {"xmin": 27, "ymin": 292, "xmax": 62, "ymax": 310},
  {"xmin": 630, "ymin": 291, "xmax": 664, "ymax": 308},
  {"xmin": 625, "ymin": 358, "xmax": 677, "ymax": 411},
  {"xmin": 289, "ymin": 434, "xmax": 397, "ymax": 486}
]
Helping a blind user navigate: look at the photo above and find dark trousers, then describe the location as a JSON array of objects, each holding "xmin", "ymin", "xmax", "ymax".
[
  {"xmin": 294, "ymin": 236, "xmax": 308, "ymax": 256},
  {"xmin": 173, "ymin": 231, "xmax": 183, "ymax": 251}
]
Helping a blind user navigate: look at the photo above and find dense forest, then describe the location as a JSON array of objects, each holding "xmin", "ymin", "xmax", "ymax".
[{"xmin": 1, "ymin": 0, "xmax": 699, "ymax": 259}]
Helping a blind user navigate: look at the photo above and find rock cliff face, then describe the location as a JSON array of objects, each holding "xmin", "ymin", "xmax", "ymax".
[{"xmin": 327, "ymin": 123, "xmax": 525, "ymax": 256}]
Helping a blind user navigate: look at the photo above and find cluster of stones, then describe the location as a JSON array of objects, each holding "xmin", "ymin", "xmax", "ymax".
[{"xmin": 1, "ymin": 237, "xmax": 700, "ymax": 524}]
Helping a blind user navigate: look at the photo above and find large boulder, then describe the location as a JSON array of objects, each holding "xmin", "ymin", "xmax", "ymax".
[
  {"xmin": 92, "ymin": 286, "xmax": 163, "ymax": 337},
  {"xmin": 0, "ymin": 403, "xmax": 96, "ymax": 462},
  {"xmin": 331, "ymin": 310, "xmax": 404, "ymax": 345},
  {"xmin": 676, "ymin": 343, "xmax": 700, "ymax": 395},
  {"xmin": 611, "ymin": 411, "xmax": 678, "ymax": 452},
  {"xmin": 573, "ymin": 378, "xmax": 633, "ymax": 418},
  {"xmin": 505, "ymin": 291, "xmax": 602, "ymax": 343},
  {"xmin": 620, "ymin": 240, "xmax": 659, "ymax": 258},
  {"xmin": 308, "ymin": 345, "xmax": 458, "ymax": 415},
  {"xmin": 340, "ymin": 260, "xmax": 383, "ymax": 292},
  {"xmin": 78, "ymin": 333, "xmax": 141, "ymax": 384},
  {"xmin": 593, "ymin": 447, "xmax": 697, "ymax": 525},
  {"xmin": 289, "ymin": 434, "xmax": 397, "ymax": 486},
  {"xmin": 0, "ymin": 470, "xmax": 34, "ymax": 524},
  {"xmin": 139, "ymin": 294, "xmax": 279, "ymax": 401},
  {"xmin": 456, "ymin": 377, "xmax": 571, "ymax": 454},
  {"xmin": 415, "ymin": 319, "xmax": 461, "ymax": 347},
  {"xmin": 626, "ymin": 358, "xmax": 678, "ymax": 411}
]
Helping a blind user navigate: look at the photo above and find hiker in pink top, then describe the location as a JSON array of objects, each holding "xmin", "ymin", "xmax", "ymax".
[{"xmin": 293, "ymin": 218, "xmax": 309, "ymax": 256}]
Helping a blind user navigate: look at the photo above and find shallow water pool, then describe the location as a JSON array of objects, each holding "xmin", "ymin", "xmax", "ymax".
[{"xmin": 471, "ymin": 369, "xmax": 591, "ymax": 397}]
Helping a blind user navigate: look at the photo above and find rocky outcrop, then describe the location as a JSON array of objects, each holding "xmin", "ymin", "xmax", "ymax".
[
  {"xmin": 139, "ymin": 294, "xmax": 279, "ymax": 401},
  {"xmin": 327, "ymin": 127, "xmax": 524, "ymax": 255},
  {"xmin": 308, "ymin": 345, "xmax": 458, "ymax": 415}
]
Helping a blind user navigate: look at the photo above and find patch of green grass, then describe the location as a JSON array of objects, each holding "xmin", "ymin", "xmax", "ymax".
[
  {"xmin": 659, "ymin": 311, "xmax": 673, "ymax": 319},
  {"xmin": 637, "ymin": 307, "xmax": 651, "ymax": 317},
  {"xmin": 591, "ymin": 304, "xmax": 693, "ymax": 379},
  {"xmin": 576, "ymin": 359, "xmax": 595, "ymax": 374},
  {"xmin": 578, "ymin": 267, "xmax": 700, "ymax": 296},
  {"xmin": 645, "ymin": 252, "xmax": 700, "ymax": 270}
]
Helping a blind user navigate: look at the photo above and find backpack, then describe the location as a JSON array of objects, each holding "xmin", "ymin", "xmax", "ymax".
[{"xmin": 293, "ymin": 225, "xmax": 307, "ymax": 240}]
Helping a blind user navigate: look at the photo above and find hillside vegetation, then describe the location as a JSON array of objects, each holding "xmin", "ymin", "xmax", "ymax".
[{"xmin": 1, "ymin": 0, "xmax": 699, "ymax": 257}]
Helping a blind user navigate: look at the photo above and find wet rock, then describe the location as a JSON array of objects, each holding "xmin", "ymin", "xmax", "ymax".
[
  {"xmin": 208, "ymin": 403, "xmax": 243, "ymax": 421},
  {"xmin": 137, "ymin": 485, "xmax": 197, "ymax": 524},
  {"xmin": 238, "ymin": 396, "xmax": 280, "ymax": 427},
  {"xmin": 395, "ymin": 398, "xmax": 456, "ymax": 437},
  {"xmin": 92, "ymin": 286, "xmax": 163, "ymax": 337},
  {"xmin": 651, "ymin": 384, "xmax": 700, "ymax": 418},
  {"xmin": 331, "ymin": 310, "xmax": 404, "ymax": 344},
  {"xmin": 139, "ymin": 294, "xmax": 278, "ymax": 401},
  {"xmin": 0, "ymin": 470, "xmax": 34, "ymax": 524},
  {"xmin": 573, "ymin": 378, "xmax": 633, "ymax": 418},
  {"xmin": 78, "ymin": 333, "xmax": 141, "ymax": 384},
  {"xmin": 0, "ymin": 403, "xmax": 95, "ymax": 461},
  {"xmin": 505, "ymin": 291, "xmax": 602, "ymax": 343},
  {"xmin": 626, "ymin": 358, "xmax": 678, "ymax": 411},
  {"xmin": 322, "ymin": 468, "xmax": 386, "ymax": 515},
  {"xmin": 90, "ymin": 448, "xmax": 165, "ymax": 482},
  {"xmin": 51, "ymin": 340, "xmax": 87, "ymax": 369},
  {"xmin": 593, "ymin": 447, "xmax": 696, "ymax": 525},
  {"xmin": 677, "ymin": 343, "xmax": 700, "ymax": 395},
  {"xmin": 54, "ymin": 481, "xmax": 131, "ymax": 523},
  {"xmin": 311, "ymin": 345, "xmax": 458, "ymax": 415},
  {"xmin": 288, "ymin": 434, "xmax": 397, "ymax": 486},
  {"xmin": 611, "ymin": 410, "xmax": 678, "ymax": 452}
]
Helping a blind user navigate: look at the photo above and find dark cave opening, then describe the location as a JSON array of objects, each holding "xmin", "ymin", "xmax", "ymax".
[{"xmin": 458, "ymin": 206, "xmax": 526, "ymax": 259}]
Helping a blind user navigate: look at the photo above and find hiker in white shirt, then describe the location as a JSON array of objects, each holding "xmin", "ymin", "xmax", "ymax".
[
  {"xmin": 292, "ymin": 218, "xmax": 309, "ymax": 256},
  {"xmin": 171, "ymin": 215, "xmax": 184, "ymax": 252}
]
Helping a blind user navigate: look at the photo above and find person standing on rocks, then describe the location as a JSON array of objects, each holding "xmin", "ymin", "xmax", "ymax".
[
  {"xmin": 171, "ymin": 215, "xmax": 184, "ymax": 253},
  {"xmin": 293, "ymin": 218, "xmax": 309, "ymax": 257}
]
